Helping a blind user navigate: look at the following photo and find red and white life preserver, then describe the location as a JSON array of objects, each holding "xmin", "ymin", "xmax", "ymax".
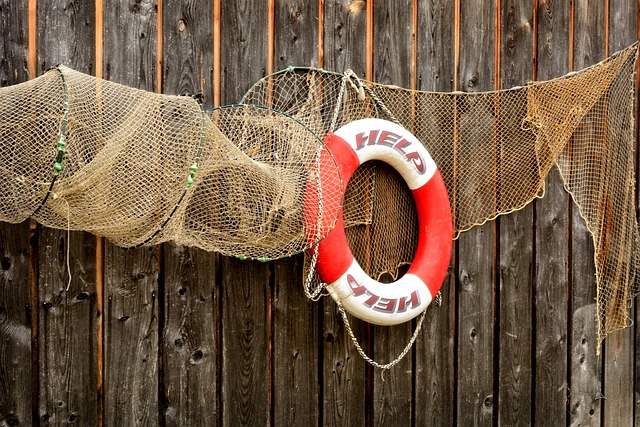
[{"xmin": 312, "ymin": 118, "xmax": 452, "ymax": 325}]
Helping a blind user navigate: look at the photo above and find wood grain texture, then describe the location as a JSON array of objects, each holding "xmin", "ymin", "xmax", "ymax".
[
  {"xmin": 321, "ymin": 2, "xmax": 368, "ymax": 426},
  {"xmin": 271, "ymin": 1, "xmax": 320, "ymax": 424},
  {"xmin": 569, "ymin": 2, "xmax": 605, "ymax": 426},
  {"xmin": 601, "ymin": 2, "xmax": 637, "ymax": 425},
  {"xmin": 220, "ymin": 257, "xmax": 270, "ymax": 426},
  {"xmin": 497, "ymin": 2, "xmax": 535, "ymax": 425},
  {"xmin": 0, "ymin": 222, "xmax": 31, "ymax": 427},
  {"xmin": 102, "ymin": 1, "xmax": 160, "ymax": 424},
  {"xmin": 0, "ymin": 2, "xmax": 31, "ymax": 425},
  {"xmin": 371, "ymin": 1, "xmax": 414, "ymax": 425},
  {"xmin": 103, "ymin": 245, "xmax": 159, "ymax": 426},
  {"xmin": 219, "ymin": 2, "xmax": 271, "ymax": 426},
  {"xmin": 37, "ymin": 231, "xmax": 98, "ymax": 425},
  {"xmin": 626, "ymin": 300, "xmax": 640, "ymax": 426},
  {"xmin": 273, "ymin": 0, "xmax": 319, "ymax": 71},
  {"xmin": 35, "ymin": 0, "xmax": 98, "ymax": 424},
  {"xmin": 414, "ymin": 1, "xmax": 456, "ymax": 425},
  {"xmin": 162, "ymin": 0, "xmax": 214, "ymax": 107},
  {"xmin": 533, "ymin": 3, "xmax": 571, "ymax": 424},
  {"xmin": 161, "ymin": 1, "xmax": 217, "ymax": 425},
  {"xmin": 219, "ymin": 0, "xmax": 268, "ymax": 104},
  {"xmin": 272, "ymin": 256, "xmax": 319, "ymax": 424},
  {"xmin": 456, "ymin": 1, "xmax": 496, "ymax": 425},
  {"xmin": 162, "ymin": 245, "xmax": 217, "ymax": 426}
]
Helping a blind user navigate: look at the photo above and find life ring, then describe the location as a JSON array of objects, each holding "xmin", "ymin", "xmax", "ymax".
[{"xmin": 312, "ymin": 118, "xmax": 452, "ymax": 325}]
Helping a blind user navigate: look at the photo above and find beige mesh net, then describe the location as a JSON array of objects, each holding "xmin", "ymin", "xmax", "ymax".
[
  {"xmin": 1, "ymin": 43, "xmax": 638, "ymax": 345},
  {"xmin": 243, "ymin": 44, "xmax": 639, "ymax": 344},
  {"xmin": 0, "ymin": 65, "xmax": 343, "ymax": 260}
]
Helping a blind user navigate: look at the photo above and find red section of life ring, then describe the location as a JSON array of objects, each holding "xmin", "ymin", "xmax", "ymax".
[{"xmin": 310, "ymin": 118, "xmax": 452, "ymax": 325}]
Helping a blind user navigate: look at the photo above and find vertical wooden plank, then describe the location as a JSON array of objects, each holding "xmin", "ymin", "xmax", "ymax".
[
  {"xmin": 220, "ymin": 258, "xmax": 270, "ymax": 426},
  {"xmin": 219, "ymin": 1, "xmax": 271, "ymax": 426},
  {"xmin": 0, "ymin": 222, "xmax": 31, "ymax": 426},
  {"xmin": 322, "ymin": 2, "xmax": 368, "ymax": 425},
  {"xmin": 456, "ymin": 0, "xmax": 496, "ymax": 425},
  {"xmin": 162, "ymin": 246, "xmax": 217, "ymax": 425},
  {"xmin": 414, "ymin": 1, "xmax": 456, "ymax": 425},
  {"xmin": 35, "ymin": 1, "xmax": 99, "ymax": 424},
  {"xmin": 497, "ymin": 1, "xmax": 535, "ymax": 425},
  {"xmin": 102, "ymin": 1, "xmax": 160, "ymax": 424},
  {"xmin": 636, "ymin": 4, "xmax": 640, "ymax": 425},
  {"xmin": 161, "ymin": 1, "xmax": 217, "ymax": 425},
  {"xmin": 601, "ymin": 2, "xmax": 637, "ymax": 426},
  {"xmin": 569, "ymin": 1, "xmax": 605, "ymax": 425},
  {"xmin": 163, "ymin": 0, "xmax": 214, "ymax": 106},
  {"xmin": 273, "ymin": 256, "xmax": 319, "ymax": 424},
  {"xmin": 534, "ymin": 0, "xmax": 571, "ymax": 424},
  {"xmin": 272, "ymin": 1, "xmax": 320, "ymax": 424},
  {"xmin": 371, "ymin": 2, "xmax": 414, "ymax": 425},
  {"xmin": 636, "ymin": 299, "xmax": 639, "ymax": 426},
  {"xmin": 0, "ymin": 2, "xmax": 32, "ymax": 425},
  {"xmin": 37, "ymin": 232, "xmax": 98, "ymax": 425}
]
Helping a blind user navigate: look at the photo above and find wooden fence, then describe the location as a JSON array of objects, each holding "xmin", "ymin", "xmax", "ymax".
[{"xmin": 0, "ymin": 0, "xmax": 638, "ymax": 425}]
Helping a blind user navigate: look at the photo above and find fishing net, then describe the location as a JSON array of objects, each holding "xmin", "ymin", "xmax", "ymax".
[
  {"xmin": 0, "ymin": 42, "xmax": 638, "ymax": 346},
  {"xmin": 243, "ymin": 43, "xmax": 640, "ymax": 344},
  {"xmin": 0, "ymin": 66, "xmax": 343, "ymax": 260}
]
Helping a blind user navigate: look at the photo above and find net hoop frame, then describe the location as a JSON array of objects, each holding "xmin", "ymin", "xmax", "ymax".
[{"xmin": 206, "ymin": 103, "xmax": 344, "ymax": 260}]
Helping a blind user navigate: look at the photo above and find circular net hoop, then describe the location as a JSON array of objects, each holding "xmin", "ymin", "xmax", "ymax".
[{"xmin": 0, "ymin": 67, "xmax": 342, "ymax": 260}]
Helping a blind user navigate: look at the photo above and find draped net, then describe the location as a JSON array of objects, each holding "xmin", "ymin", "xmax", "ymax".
[{"xmin": 243, "ymin": 43, "xmax": 639, "ymax": 345}]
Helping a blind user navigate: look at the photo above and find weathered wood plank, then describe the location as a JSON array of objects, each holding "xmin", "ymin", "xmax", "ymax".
[
  {"xmin": 35, "ymin": 1, "xmax": 98, "ymax": 424},
  {"xmin": 636, "ymin": 38, "xmax": 640, "ymax": 426},
  {"xmin": 533, "ymin": 1, "xmax": 571, "ymax": 424},
  {"xmin": 324, "ymin": 0, "xmax": 367, "ymax": 77},
  {"xmin": 371, "ymin": 1, "xmax": 414, "ymax": 425},
  {"xmin": 162, "ymin": 245, "xmax": 217, "ymax": 426},
  {"xmin": 272, "ymin": 256, "xmax": 319, "ymax": 424},
  {"xmin": 102, "ymin": 1, "xmax": 160, "ymax": 424},
  {"xmin": 220, "ymin": 258, "xmax": 270, "ymax": 426},
  {"xmin": 103, "ymin": 245, "xmax": 159, "ymax": 425},
  {"xmin": 0, "ymin": 2, "xmax": 31, "ymax": 425},
  {"xmin": 601, "ymin": 3, "xmax": 637, "ymax": 426},
  {"xmin": 272, "ymin": 1, "xmax": 320, "ymax": 424},
  {"xmin": 161, "ymin": 1, "xmax": 217, "ymax": 425},
  {"xmin": 414, "ymin": 1, "xmax": 456, "ymax": 425},
  {"xmin": 0, "ymin": 222, "xmax": 31, "ymax": 427},
  {"xmin": 456, "ymin": 1, "xmax": 496, "ymax": 425},
  {"xmin": 219, "ymin": 0, "xmax": 268, "ymax": 104},
  {"xmin": 497, "ymin": 2, "xmax": 535, "ymax": 425},
  {"xmin": 163, "ymin": 0, "xmax": 214, "ymax": 107},
  {"xmin": 220, "ymin": 2, "xmax": 271, "ymax": 425},
  {"xmin": 569, "ymin": 1, "xmax": 605, "ymax": 425},
  {"xmin": 321, "ymin": 1, "xmax": 368, "ymax": 426},
  {"xmin": 628, "ymin": 298, "xmax": 640, "ymax": 426},
  {"xmin": 37, "ymin": 231, "xmax": 98, "ymax": 425}
]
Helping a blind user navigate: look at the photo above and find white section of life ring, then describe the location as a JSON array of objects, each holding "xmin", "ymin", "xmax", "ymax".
[
  {"xmin": 332, "ymin": 119, "xmax": 437, "ymax": 189},
  {"xmin": 325, "ymin": 258, "xmax": 433, "ymax": 324}
]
